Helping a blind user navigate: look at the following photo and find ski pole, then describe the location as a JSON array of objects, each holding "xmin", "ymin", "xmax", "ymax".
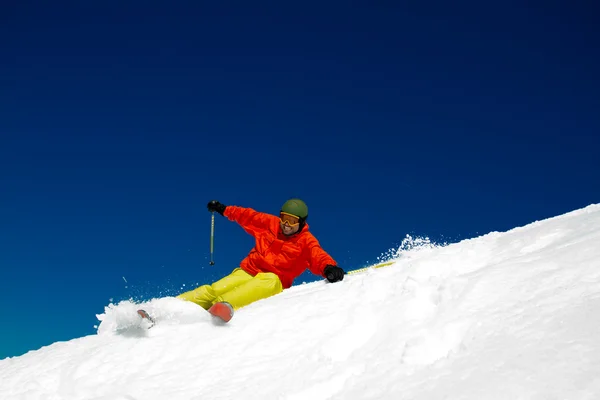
[{"xmin": 209, "ymin": 212, "xmax": 215, "ymax": 265}]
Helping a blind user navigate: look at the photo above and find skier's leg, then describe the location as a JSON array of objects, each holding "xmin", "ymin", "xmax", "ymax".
[
  {"xmin": 216, "ymin": 272, "xmax": 283, "ymax": 310},
  {"xmin": 177, "ymin": 268, "xmax": 253, "ymax": 309}
]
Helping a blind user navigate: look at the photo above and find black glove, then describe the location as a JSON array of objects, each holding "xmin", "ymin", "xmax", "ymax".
[
  {"xmin": 207, "ymin": 200, "xmax": 226, "ymax": 216},
  {"xmin": 324, "ymin": 265, "xmax": 344, "ymax": 283}
]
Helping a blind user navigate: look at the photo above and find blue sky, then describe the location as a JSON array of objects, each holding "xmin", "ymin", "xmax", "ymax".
[{"xmin": 1, "ymin": 2, "xmax": 598, "ymax": 359}]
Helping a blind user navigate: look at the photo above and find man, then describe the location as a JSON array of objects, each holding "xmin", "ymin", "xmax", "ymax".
[{"xmin": 177, "ymin": 198, "xmax": 345, "ymax": 322}]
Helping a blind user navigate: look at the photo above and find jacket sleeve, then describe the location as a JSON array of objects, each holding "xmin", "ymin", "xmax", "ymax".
[
  {"xmin": 224, "ymin": 206, "xmax": 276, "ymax": 237},
  {"xmin": 304, "ymin": 234, "xmax": 337, "ymax": 276}
]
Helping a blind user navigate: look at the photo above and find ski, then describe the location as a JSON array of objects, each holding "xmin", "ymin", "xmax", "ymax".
[{"xmin": 137, "ymin": 309, "xmax": 155, "ymax": 328}]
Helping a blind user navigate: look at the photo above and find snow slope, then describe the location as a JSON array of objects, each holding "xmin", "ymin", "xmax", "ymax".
[{"xmin": 1, "ymin": 204, "xmax": 599, "ymax": 400}]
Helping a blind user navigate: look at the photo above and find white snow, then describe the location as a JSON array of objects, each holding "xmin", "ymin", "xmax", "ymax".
[{"xmin": 1, "ymin": 204, "xmax": 600, "ymax": 400}]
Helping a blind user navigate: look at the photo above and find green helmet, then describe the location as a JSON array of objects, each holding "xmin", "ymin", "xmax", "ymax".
[{"xmin": 281, "ymin": 198, "xmax": 308, "ymax": 219}]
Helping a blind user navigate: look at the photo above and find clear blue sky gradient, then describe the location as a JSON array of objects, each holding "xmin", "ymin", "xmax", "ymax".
[{"xmin": 1, "ymin": 2, "xmax": 598, "ymax": 359}]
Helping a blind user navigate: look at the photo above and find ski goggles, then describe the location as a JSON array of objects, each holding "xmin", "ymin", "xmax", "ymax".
[{"xmin": 280, "ymin": 212, "xmax": 300, "ymax": 227}]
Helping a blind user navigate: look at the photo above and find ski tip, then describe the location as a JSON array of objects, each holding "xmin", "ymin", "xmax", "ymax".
[{"xmin": 137, "ymin": 309, "xmax": 156, "ymax": 326}]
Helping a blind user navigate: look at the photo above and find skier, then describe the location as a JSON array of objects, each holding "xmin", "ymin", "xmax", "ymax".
[{"xmin": 177, "ymin": 198, "xmax": 345, "ymax": 322}]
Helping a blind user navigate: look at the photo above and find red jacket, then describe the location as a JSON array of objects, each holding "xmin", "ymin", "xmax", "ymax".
[{"xmin": 224, "ymin": 206, "xmax": 337, "ymax": 288}]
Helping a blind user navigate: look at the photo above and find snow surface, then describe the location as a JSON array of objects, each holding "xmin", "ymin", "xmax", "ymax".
[{"xmin": 1, "ymin": 204, "xmax": 600, "ymax": 400}]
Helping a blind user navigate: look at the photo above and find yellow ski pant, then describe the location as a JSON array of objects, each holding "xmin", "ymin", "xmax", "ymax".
[{"xmin": 177, "ymin": 268, "xmax": 283, "ymax": 310}]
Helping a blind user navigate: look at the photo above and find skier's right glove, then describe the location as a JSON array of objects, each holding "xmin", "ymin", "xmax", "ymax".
[
  {"xmin": 207, "ymin": 200, "xmax": 226, "ymax": 216},
  {"xmin": 324, "ymin": 265, "xmax": 345, "ymax": 283}
]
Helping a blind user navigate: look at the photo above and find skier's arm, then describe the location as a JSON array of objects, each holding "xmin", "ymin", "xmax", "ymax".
[
  {"xmin": 305, "ymin": 234, "xmax": 337, "ymax": 277},
  {"xmin": 224, "ymin": 206, "xmax": 276, "ymax": 237}
]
